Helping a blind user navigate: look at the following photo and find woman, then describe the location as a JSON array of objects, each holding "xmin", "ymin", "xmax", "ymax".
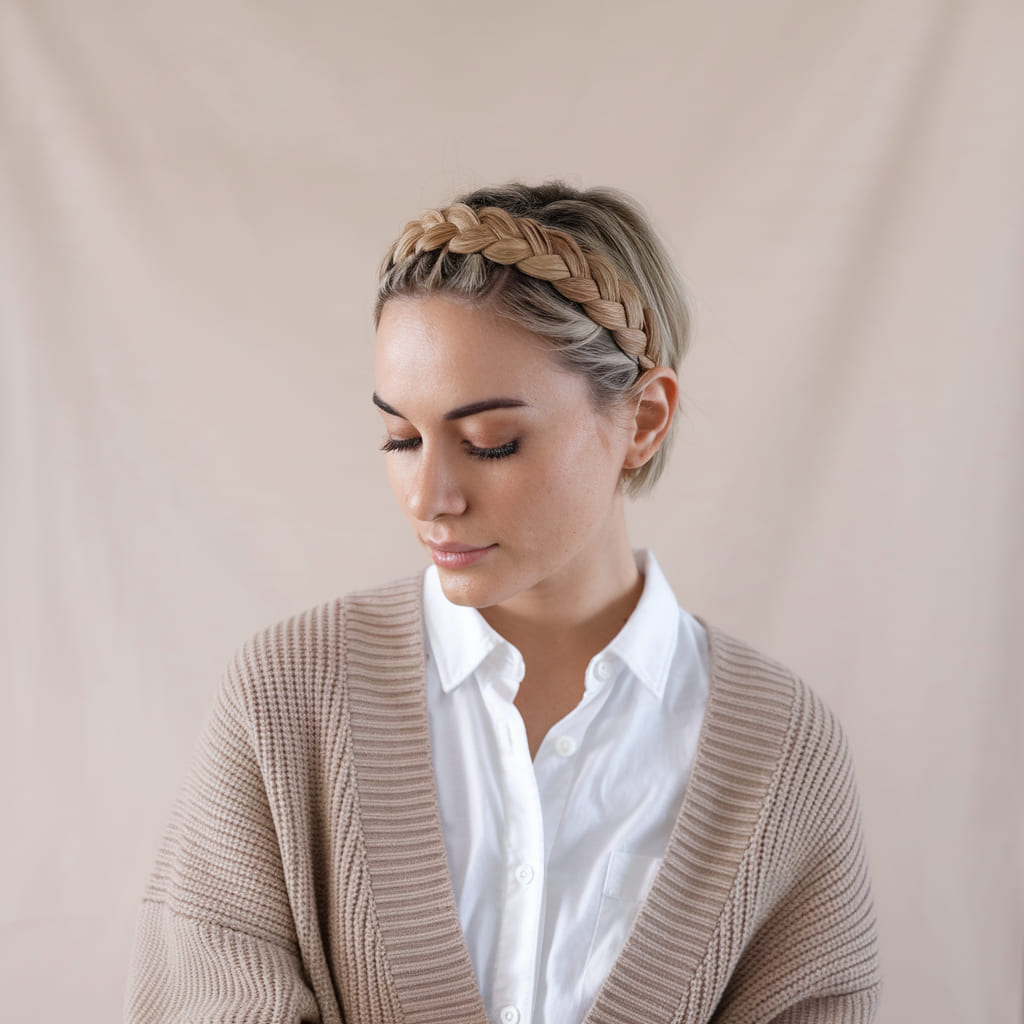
[{"xmin": 126, "ymin": 183, "xmax": 881, "ymax": 1023}]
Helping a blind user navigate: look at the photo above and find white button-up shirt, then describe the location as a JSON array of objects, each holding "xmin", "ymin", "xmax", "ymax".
[{"xmin": 423, "ymin": 551, "xmax": 709, "ymax": 1024}]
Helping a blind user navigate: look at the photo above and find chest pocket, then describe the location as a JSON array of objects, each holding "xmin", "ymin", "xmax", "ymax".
[{"xmin": 581, "ymin": 850, "xmax": 663, "ymax": 993}]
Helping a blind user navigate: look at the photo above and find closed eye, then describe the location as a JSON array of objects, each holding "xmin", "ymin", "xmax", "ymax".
[
  {"xmin": 465, "ymin": 440, "xmax": 519, "ymax": 460},
  {"xmin": 380, "ymin": 437, "xmax": 519, "ymax": 460},
  {"xmin": 380, "ymin": 437, "xmax": 421, "ymax": 453}
]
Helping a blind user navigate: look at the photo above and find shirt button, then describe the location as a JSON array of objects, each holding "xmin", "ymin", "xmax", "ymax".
[
  {"xmin": 514, "ymin": 864, "xmax": 534, "ymax": 886},
  {"xmin": 499, "ymin": 1006, "xmax": 520, "ymax": 1024},
  {"xmin": 595, "ymin": 658, "xmax": 612, "ymax": 679},
  {"xmin": 554, "ymin": 735, "xmax": 577, "ymax": 757}
]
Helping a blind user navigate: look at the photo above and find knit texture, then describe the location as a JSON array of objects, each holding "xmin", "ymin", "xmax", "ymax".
[{"xmin": 125, "ymin": 576, "xmax": 880, "ymax": 1024}]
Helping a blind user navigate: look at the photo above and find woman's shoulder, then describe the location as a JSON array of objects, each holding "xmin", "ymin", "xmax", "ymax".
[
  {"xmin": 701, "ymin": 620, "xmax": 839, "ymax": 716},
  {"xmin": 698, "ymin": 620, "xmax": 856, "ymax": 790},
  {"xmin": 220, "ymin": 574, "xmax": 426, "ymax": 717}
]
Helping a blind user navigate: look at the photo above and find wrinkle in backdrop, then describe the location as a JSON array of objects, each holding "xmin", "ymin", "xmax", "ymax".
[{"xmin": 1, "ymin": 1, "xmax": 1022, "ymax": 1021}]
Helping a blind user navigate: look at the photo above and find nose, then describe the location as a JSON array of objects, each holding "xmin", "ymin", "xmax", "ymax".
[{"xmin": 406, "ymin": 444, "xmax": 468, "ymax": 522}]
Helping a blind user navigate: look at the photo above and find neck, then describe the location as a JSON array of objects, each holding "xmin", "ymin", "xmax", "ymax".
[
  {"xmin": 479, "ymin": 523, "xmax": 643, "ymax": 671},
  {"xmin": 479, "ymin": 520, "xmax": 643, "ymax": 758}
]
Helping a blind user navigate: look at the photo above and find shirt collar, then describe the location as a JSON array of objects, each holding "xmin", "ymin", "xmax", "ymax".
[
  {"xmin": 423, "ymin": 565, "xmax": 524, "ymax": 695},
  {"xmin": 600, "ymin": 550, "xmax": 679, "ymax": 699},
  {"xmin": 422, "ymin": 549, "xmax": 679, "ymax": 700}
]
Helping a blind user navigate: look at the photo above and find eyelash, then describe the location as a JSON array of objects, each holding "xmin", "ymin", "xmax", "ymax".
[{"xmin": 380, "ymin": 438, "xmax": 520, "ymax": 460}]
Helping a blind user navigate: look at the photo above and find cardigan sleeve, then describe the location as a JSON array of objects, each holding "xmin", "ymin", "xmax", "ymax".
[
  {"xmin": 124, "ymin": 657, "xmax": 322, "ymax": 1024},
  {"xmin": 126, "ymin": 907, "xmax": 320, "ymax": 1024},
  {"xmin": 712, "ymin": 683, "xmax": 882, "ymax": 1024}
]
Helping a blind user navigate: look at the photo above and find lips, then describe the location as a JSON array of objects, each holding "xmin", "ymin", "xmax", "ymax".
[{"xmin": 424, "ymin": 540, "xmax": 496, "ymax": 569}]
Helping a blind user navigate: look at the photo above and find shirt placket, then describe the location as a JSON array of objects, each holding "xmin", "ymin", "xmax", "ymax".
[
  {"xmin": 480, "ymin": 663, "xmax": 545, "ymax": 1024},
  {"xmin": 533, "ymin": 655, "xmax": 616, "ymax": 860}
]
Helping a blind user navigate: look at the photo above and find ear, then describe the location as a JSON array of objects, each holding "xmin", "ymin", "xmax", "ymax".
[{"xmin": 622, "ymin": 367, "xmax": 679, "ymax": 470}]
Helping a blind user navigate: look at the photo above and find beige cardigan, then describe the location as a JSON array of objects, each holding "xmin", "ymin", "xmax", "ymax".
[{"xmin": 126, "ymin": 576, "xmax": 881, "ymax": 1023}]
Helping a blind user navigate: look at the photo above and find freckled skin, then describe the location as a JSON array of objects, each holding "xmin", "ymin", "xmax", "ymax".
[
  {"xmin": 375, "ymin": 295, "xmax": 639, "ymax": 625},
  {"xmin": 375, "ymin": 295, "xmax": 678, "ymax": 752}
]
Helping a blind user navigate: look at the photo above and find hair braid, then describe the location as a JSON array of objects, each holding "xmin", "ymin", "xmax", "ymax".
[{"xmin": 382, "ymin": 204, "xmax": 660, "ymax": 370}]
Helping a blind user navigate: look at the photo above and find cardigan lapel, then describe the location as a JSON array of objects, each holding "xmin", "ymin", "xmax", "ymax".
[
  {"xmin": 343, "ymin": 576, "xmax": 489, "ymax": 1024},
  {"xmin": 582, "ymin": 624, "xmax": 797, "ymax": 1024},
  {"xmin": 344, "ymin": 579, "xmax": 798, "ymax": 1024}
]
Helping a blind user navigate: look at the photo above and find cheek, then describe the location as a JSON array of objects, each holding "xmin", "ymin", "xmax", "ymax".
[
  {"xmin": 549, "ymin": 419, "xmax": 626, "ymax": 496},
  {"xmin": 520, "ymin": 434, "xmax": 620, "ymax": 530},
  {"xmin": 385, "ymin": 459, "xmax": 412, "ymax": 511}
]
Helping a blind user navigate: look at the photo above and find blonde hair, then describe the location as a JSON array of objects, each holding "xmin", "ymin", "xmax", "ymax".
[{"xmin": 375, "ymin": 182, "xmax": 690, "ymax": 495}]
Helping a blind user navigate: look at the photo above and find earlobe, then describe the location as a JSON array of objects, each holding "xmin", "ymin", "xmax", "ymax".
[{"xmin": 623, "ymin": 368, "xmax": 678, "ymax": 470}]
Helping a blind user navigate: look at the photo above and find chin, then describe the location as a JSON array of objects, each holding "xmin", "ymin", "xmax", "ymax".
[
  {"xmin": 436, "ymin": 570, "xmax": 494, "ymax": 609},
  {"xmin": 435, "ymin": 565, "xmax": 519, "ymax": 611}
]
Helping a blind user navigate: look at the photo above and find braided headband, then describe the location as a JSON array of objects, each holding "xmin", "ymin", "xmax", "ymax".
[{"xmin": 381, "ymin": 204, "xmax": 659, "ymax": 371}]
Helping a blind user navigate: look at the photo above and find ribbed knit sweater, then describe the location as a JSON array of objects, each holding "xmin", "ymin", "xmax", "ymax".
[{"xmin": 125, "ymin": 576, "xmax": 881, "ymax": 1024}]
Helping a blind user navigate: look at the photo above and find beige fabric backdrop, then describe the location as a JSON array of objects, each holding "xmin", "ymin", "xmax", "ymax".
[{"xmin": 2, "ymin": 1, "xmax": 1021, "ymax": 1020}]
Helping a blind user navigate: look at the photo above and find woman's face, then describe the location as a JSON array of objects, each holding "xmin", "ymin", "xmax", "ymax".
[{"xmin": 374, "ymin": 295, "xmax": 635, "ymax": 613}]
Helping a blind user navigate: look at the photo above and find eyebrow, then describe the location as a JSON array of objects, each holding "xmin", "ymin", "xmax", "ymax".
[{"xmin": 372, "ymin": 393, "xmax": 529, "ymax": 421}]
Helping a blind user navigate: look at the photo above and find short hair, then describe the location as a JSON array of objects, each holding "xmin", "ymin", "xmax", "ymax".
[{"xmin": 375, "ymin": 182, "xmax": 690, "ymax": 495}]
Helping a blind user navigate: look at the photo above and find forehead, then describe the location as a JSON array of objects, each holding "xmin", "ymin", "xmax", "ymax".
[{"xmin": 374, "ymin": 295, "xmax": 578, "ymax": 408}]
